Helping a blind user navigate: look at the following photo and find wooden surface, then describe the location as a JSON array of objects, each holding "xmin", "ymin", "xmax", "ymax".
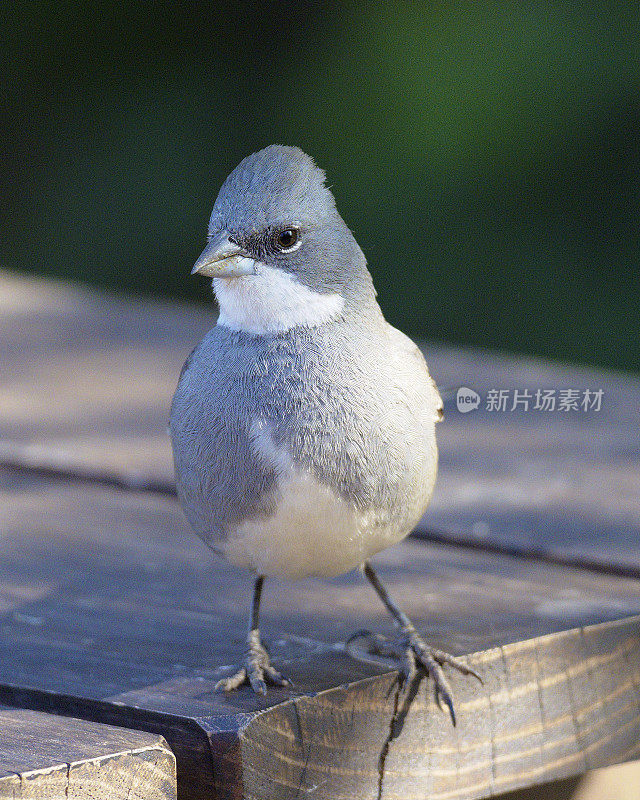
[
  {"xmin": 1, "ymin": 268, "xmax": 640, "ymax": 799},
  {"xmin": 2, "ymin": 468, "xmax": 640, "ymax": 798},
  {"xmin": 0, "ymin": 705, "xmax": 175, "ymax": 799},
  {"xmin": 1, "ymin": 269, "xmax": 638, "ymax": 573}
]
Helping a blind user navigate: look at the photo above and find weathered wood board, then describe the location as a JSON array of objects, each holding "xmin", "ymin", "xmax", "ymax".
[
  {"xmin": 2, "ymin": 467, "xmax": 640, "ymax": 799},
  {"xmin": 1, "ymin": 269, "xmax": 638, "ymax": 575},
  {"xmin": 0, "ymin": 705, "xmax": 175, "ymax": 799},
  {"xmin": 0, "ymin": 269, "xmax": 212, "ymax": 488},
  {"xmin": 425, "ymin": 342, "xmax": 640, "ymax": 576},
  {"xmin": 1, "ymin": 270, "xmax": 639, "ymax": 796}
]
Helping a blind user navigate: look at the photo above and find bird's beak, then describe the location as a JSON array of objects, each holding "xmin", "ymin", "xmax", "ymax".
[{"xmin": 191, "ymin": 234, "xmax": 257, "ymax": 278}]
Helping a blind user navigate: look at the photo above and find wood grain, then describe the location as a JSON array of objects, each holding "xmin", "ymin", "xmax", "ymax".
[
  {"xmin": 0, "ymin": 706, "xmax": 175, "ymax": 799},
  {"xmin": 1, "ymin": 468, "xmax": 640, "ymax": 798},
  {"xmin": 229, "ymin": 617, "xmax": 640, "ymax": 800},
  {"xmin": 1, "ymin": 269, "xmax": 639, "ymax": 796}
]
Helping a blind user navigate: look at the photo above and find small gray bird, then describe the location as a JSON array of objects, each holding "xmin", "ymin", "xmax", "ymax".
[{"xmin": 170, "ymin": 145, "xmax": 479, "ymax": 722}]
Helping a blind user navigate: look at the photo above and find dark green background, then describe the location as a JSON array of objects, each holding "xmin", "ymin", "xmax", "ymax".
[{"xmin": 2, "ymin": 2, "xmax": 639, "ymax": 372}]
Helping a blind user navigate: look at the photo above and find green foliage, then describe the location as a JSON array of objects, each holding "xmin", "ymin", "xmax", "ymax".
[{"xmin": 2, "ymin": 2, "xmax": 639, "ymax": 371}]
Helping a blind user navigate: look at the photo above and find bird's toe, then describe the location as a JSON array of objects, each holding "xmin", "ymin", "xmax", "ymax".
[
  {"xmin": 214, "ymin": 667, "xmax": 248, "ymax": 692},
  {"xmin": 214, "ymin": 637, "xmax": 292, "ymax": 695},
  {"xmin": 428, "ymin": 645, "xmax": 483, "ymax": 682},
  {"xmin": 263, "ymin": 663, "xmax": 293, "ymax": 688},
  {"xmin": 247, "ymin": 669, "xmax": 267, "ymax": 695}
]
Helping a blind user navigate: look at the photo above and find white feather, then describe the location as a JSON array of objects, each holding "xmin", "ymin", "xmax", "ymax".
[
  {"xmin": 213, "ymin": 261, "xmax": 344, "ymax": 335},
  {"xmin": 219, "ymin": 422, "xmax": 406, "ymax": 580}
]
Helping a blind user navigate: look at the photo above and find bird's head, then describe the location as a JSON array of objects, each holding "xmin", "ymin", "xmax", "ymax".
[{"xmin": 192, "ymin": 145, "xmax": 376, "ymax": 335}]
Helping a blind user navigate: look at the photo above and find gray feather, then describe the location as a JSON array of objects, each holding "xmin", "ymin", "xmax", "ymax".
[
  {"xmin": 207, "ymin": 145, "xmax": 376, "ymax": 308},
  {"xmin": 170, "ymin": 311, "xmax": 440, "ymax": 549}
]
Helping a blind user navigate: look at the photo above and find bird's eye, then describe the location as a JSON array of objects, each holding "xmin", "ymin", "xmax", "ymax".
[{"xmin": 274, "ymin": 228, "xmax": 300, "ymax": 252}]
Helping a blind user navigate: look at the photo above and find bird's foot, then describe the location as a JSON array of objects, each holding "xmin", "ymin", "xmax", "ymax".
[
  {"xmin": 347, "ymin": 628, "xmax": 481, "ymax": 725},
  {"xmin": 214, "ymin": 629, "xmax": 293, "ymax": 695}
]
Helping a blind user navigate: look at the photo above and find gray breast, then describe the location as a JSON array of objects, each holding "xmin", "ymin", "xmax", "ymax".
[{"xmin": 169, "ymin": 312, "xmax": 440, "ymax": 551}]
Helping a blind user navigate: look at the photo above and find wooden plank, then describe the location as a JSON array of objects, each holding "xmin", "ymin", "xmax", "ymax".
[
  {"xmin": 424, "ymin": 341, "xmax": 640, "ymax": 575},
  {"xmin": 0, "ymin": 706, "xmax": 175, "ymax": 799},
  {"xmin": 1, "ymin": 269, "xmax": 638, "ymax": 573},
  {"xmin": 0, "ymin": 269, "xmax": 212, "ymax": 489},
  {"xmin": 223, "ymin": 620, "xmax": 640, "ymax": 800},
  {"xmin": 2, "ymin": 469, "xmax": 640, "ymax": 798}
]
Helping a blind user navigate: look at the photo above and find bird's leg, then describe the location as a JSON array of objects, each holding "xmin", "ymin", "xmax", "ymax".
[
  {"xmin": 351, "ymin": 561, "xmax": 481, "ymax": 725},
  {"xmin": 214, "ymin": 575, "xmax": 293, "ymax": 695}
]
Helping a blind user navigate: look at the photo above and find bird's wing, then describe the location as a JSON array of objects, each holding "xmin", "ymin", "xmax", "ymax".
[
  {"xmin": 169, "ymin": 330, "xmax": 282, "ymax": 546},
  {"xmin": 385, "ymin": 324, "xmax": 444, "ymax": 423}
]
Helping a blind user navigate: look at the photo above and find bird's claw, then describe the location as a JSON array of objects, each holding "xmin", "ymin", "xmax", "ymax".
[
  {"xmin": 214, "ymin": 635, "xmax": 293, "ymax": 695},
  {"xmin": 347, "ymin": 628, "xmax": 481, "ymax": 725}
]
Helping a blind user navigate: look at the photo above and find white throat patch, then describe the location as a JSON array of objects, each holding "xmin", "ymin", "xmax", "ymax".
[{"xmin": 213, "ymin": 261, "xmax": 344, "ymax": 335}]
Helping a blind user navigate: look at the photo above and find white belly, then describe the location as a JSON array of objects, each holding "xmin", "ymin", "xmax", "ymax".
[{"xmin": 220, "ymin": 467, "xmax": 406, "ymax": 580}]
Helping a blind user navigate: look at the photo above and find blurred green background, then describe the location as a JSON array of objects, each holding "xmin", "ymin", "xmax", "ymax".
[{"xmin": 2, "ymin": 2, "xmax": 639, "ymax": 372}]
